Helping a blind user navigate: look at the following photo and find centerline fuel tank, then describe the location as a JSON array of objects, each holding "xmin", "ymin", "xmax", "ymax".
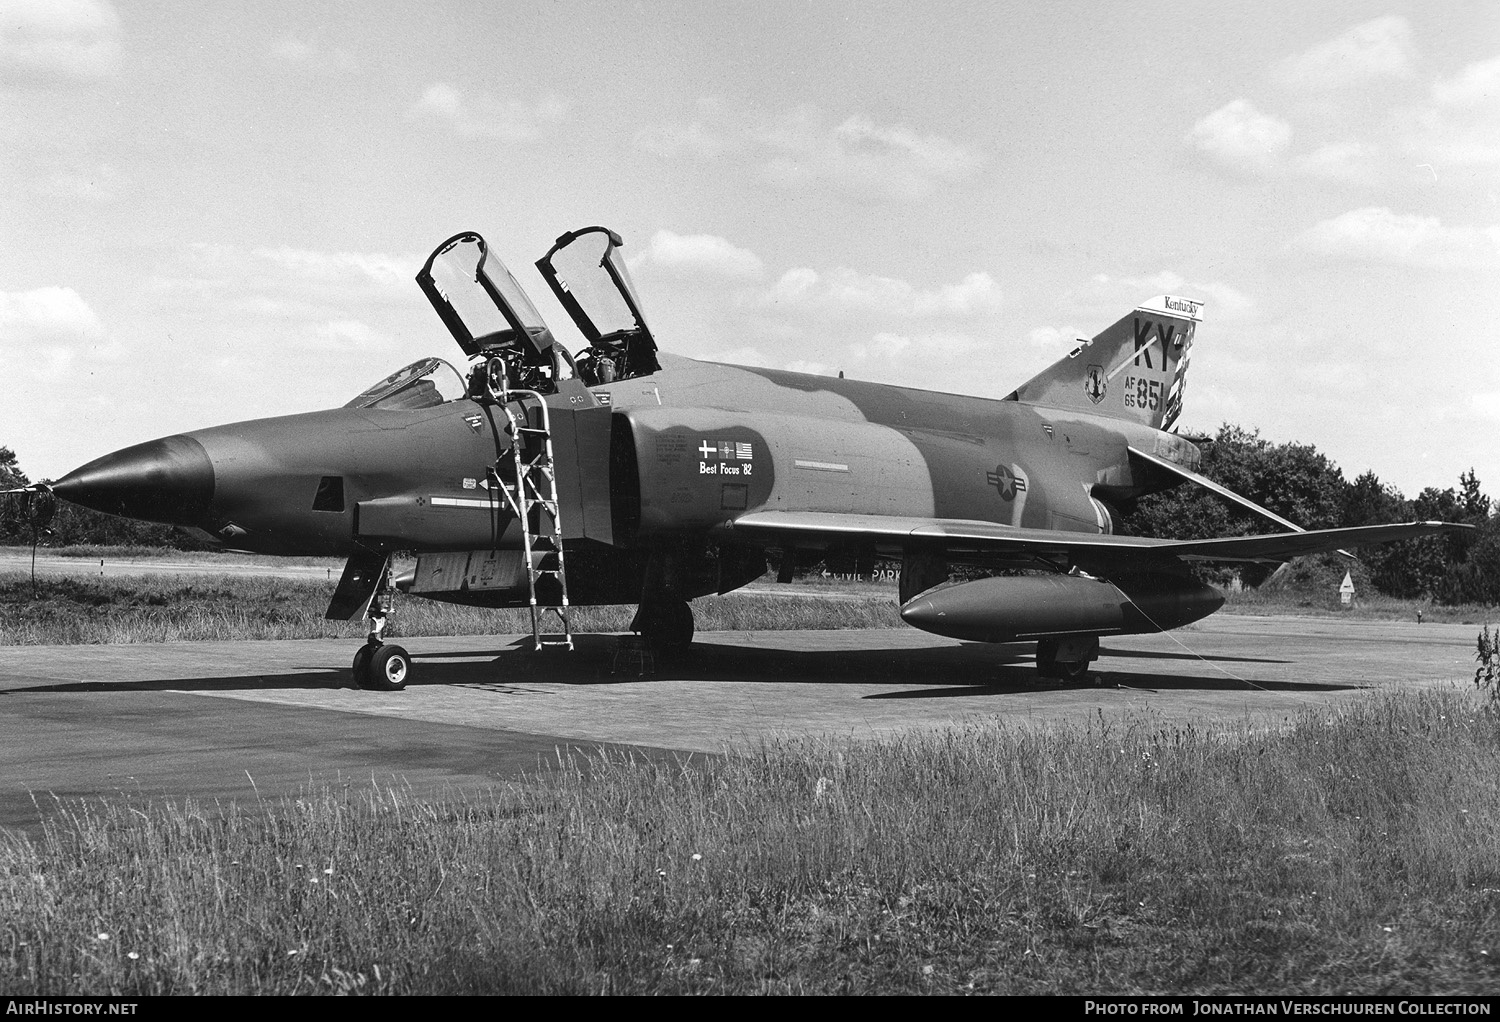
[{"xmin": 898, "ymin": 571, "xmax": 1224, "ymax": 643}]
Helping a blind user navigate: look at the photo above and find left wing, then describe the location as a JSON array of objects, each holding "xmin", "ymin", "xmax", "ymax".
[{"xmin": 725, "ymin": 510, "xmax": 1467, "ymax": 566}]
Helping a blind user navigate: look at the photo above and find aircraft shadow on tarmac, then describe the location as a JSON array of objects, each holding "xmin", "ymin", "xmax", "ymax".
[
  {"xmin": 862, "ymin": 671, "xmax": 1359, "ymax": 700},
  {"xmin": 4, "ymin": 671, "xmax": 349, "ymax": 695},
  {"xmin": 1, "ymin": 633, "xmax": 1356, "ymax": 699},
  {"xmin": 1094, "ymin": 645, "xmax": 1292, "ymax": 665}
]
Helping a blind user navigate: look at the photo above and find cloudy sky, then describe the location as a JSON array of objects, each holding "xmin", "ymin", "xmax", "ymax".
[{"xmin": 2, "ymin": 1, "xmax": 1497, "ymax": 499}]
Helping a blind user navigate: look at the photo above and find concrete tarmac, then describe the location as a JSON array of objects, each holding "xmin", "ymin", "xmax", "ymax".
[{"xmin": 0, "ymin": 615, "xmax": 1478, "ymax": 837}]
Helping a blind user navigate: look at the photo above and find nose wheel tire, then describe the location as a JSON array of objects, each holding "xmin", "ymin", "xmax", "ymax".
[{"xmin": 354, "ymin": 643, "xmax": 412, "ymax": 691}]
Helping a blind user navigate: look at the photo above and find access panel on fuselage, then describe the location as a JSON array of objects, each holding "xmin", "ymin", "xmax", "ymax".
[
  {"xmin": 547, "ymin": 403, "xmax": 615, "ymax": 544},
  {"xmin": 615, "ymin": 406, "xmax": 950, "ymax": 537}
]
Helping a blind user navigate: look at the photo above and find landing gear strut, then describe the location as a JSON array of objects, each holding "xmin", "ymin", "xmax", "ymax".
[
  {"xmin": 1035, "ymin": 635, "xmax": 1099, "ymax": 682},
  {"xmin": 632, "ymin": 597, "xmax": 694, "ymax": 651},
  {"xmin": 352, "ymin": 579, "xmax": 412, "ymax": 691}
]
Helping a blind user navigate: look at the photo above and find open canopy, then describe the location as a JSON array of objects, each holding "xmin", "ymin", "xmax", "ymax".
[
  {"xmin": 536, "ymin": 226, "xmax": 660, "ymax": 381},
  {"xmin": 417, "ymin": 232, "xmax": 557, "ymax": 360}
]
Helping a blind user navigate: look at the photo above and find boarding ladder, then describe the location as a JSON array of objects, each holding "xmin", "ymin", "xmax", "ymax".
[{"xmin": 491, "ymin": 390, "xmax": 574, "ymax": 652}]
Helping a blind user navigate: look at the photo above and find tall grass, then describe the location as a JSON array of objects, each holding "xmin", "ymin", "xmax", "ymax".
[
  {"xmin": 0, "ymin": 573, "xmax": 900, "ymax": 644},
  {"xmin": 4, "ymin": 689, "xmax": 1498, "ymax": 994},
  {"xmin": 1222, "ymin": 585, "xmax": 1493, "ymax": 624},
  {"xmin": 3, "ymin": 561, "xmax": 1490, "ymax": 647}
]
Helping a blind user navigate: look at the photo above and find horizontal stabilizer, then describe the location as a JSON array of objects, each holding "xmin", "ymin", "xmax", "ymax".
[
  {"xmin": 727, "ymin": 509, "xmax": 1469, "ymax": 566},
  {"xmin": 1154, "ymin": 522, "xmax": 1463, "ymax": 562},
  {"xmin": 1128, "ymin": 445, "xmax": 1304, "ymax": 534}
]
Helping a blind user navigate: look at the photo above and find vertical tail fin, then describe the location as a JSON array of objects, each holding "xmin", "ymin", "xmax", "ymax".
[{"xmin": 1006, "ymin": 295, "xmax": 1203, "ymax": 430}]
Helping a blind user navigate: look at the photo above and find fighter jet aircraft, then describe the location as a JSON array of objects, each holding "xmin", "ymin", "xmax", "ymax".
[{"xmin": 23, "ymin": 226, "xmax": 1465, "ymax": 690}]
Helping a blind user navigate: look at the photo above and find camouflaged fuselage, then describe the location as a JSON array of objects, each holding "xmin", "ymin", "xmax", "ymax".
[{"xmin": 602, "ymin": 354, "xmax": 1177, "ymax": 548}]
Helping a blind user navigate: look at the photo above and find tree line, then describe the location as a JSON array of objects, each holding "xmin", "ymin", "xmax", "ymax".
[
  {"xmin": 1121, "ymin": 424, "xmax": 1497, "ymax": 604},
  {"xmin": 0, "ymin": 446, "xmax": 216, "ymax": 551},
  {"xmin": 4, "ymin": 431, "xmax": 1497, "ymax": 603}
]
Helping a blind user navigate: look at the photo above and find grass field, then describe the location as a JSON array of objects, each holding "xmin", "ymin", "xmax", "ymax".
[
  {"xmin": 3, "ymin": 689, "xmax": 1498, "ymax": 995},
  {"xmin": 0, "ymin": 572, "xmax": 900, "ymax": 645},
  {"xmin": 0, "ymin": 554, "xmax": 1492, "ymax": 646}
]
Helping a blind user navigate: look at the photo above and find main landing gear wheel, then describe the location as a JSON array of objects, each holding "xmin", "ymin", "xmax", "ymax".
[
  {"xmin": 636, "ymin": 599, "xmax": 694, "ymax": 651},
  {"xmin": 1035, "ymin": 637, "xmax": 1097, "ymax": 683}
]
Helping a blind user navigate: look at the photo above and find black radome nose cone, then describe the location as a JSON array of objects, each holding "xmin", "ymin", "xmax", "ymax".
[{"xmin": 51, "ymin": 435, "xmax": 215, "ymax": 525}]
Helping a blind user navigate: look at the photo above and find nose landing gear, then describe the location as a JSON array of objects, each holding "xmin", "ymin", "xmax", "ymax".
[
  {"xmin": 355, "ymin": 641, "xmax": 412, "ymax": 691},
  {"xmin": 350, "ymin": 581, "xmax": 412, "ymax": 691}
]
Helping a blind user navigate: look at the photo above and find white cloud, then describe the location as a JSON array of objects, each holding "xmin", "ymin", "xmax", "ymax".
[
  {"xmin": 271, "ymin": 37, "xmax": 357, "ymax": 74},
  {"xmin": 832, "ymin": 115, "xmax": 979, "ymax": 182},
  {"xmin": 766, "ymin": 267, "xmax": 819, "ymax": 303},
  {"xmin": 762, "ymin": 106, "xmax": 985, "ymax": 201},
  {"xmin": 0, "ymin": 285, "xmax": 104, "ymax": 341},
  {"xmin": 846, "ymin": 331, "xmax": 910, "ymax": 363},
  {"xmin": 634, "ymin": 119, "xmax": 734, "ymax": 160},
  {"xmin": 0, "ymin": 0, "xmax": 119, "ymax": 85},
  {"xmin": 37, "ymin": 162, "xmax": 122, "ymax": 201},
  {"xmin": 1186, "ymin": 383, "xmax": 1244, "ymax": 424},
  {"xmin": 1290, "ymin": 141, "xmax": 1381, "ymax": 185},
  {"xmin": 1082, "ymin": 271, "xmax": 1248, "ymax": 322},
  {"xmin": 1468, "ymin": 392, "xmax": 1500, "ymax": 422},
  {"xmin": 1026, "ymin": 325, "xmax": 1088, "ymax": 349},
  {"xmin": 1186, "ymin": 99, "xmax": 1291, "ymax": 174},
  {"xmin": 867, "ymin": 331, "xmax": 983, "ymax": 361},
  {"xmin": 783, "ymin": 359, "xmax": 834, "ymax": 376},
  {"xmin": 629, "ymin": 230, "xmax": 765, "ymax": 279},
  {"xmin": 1431, "ymin": 55, "xmax": 1500, "ymax": 109},
  {"xmin": 1394, "ymin": 113, "xmax": 1500, "ymax": 174},
  {"xmin": 834, "ymin": 330, "xmax": 992, "ymax": 393},
  {"xmin": 1183, "ymin": 23, "xmax": 1500, "ymax": 185},
  {"xmin": 1190, "ymin": 282, "xmax": 1253, "ymax": 321},
  {"xmin": 1273, "ymin": 16, "xmax": 1415, "ymax": 91},
  {"xmin": 635, "ymin": 100, "xmax": 984, "ymax": 203},
  {"xmin": 1112, "ymin": 270, "xmax": 1186, "ymax": 292},
  {"xmin": 701, "ymin": 345, "xmax": 772, "ymax": 368},
  {"xmin": 760, "ymin": 266, "xmax": 1002, "ymax": 319},
  {"xmin": 0, "ymin": 286, "xmax": 109, "ymax": 377},
  {"xmin": 1391, "ymin": 55, "xmax": 1500, "ymax": 172},
  {"xmin": 1292, "ymin": 207, "xmax": 1500, "ymax": 270},
  {"xmin": 656, "ymin": 249, "xmax": 1007, "ymax": 396},
  {"xmin": 250, "ymin": 246, "xmax": 417, "ymax": 292},
  {"xmin": 407, "ymin": 83, "xmax": 568, "ymax": 140},
  {"xmin": 309, "ymin": 319, "xmax": 391, "ymax": 352},
  {"xmin": 142, "ymin": 243, "xmax": 426, "ymax": 370}
]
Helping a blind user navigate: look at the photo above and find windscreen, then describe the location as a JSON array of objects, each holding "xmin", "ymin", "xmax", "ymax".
[{"xmin": 344, "ymin": 358, "xmax": 468, "ymax": 410}]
